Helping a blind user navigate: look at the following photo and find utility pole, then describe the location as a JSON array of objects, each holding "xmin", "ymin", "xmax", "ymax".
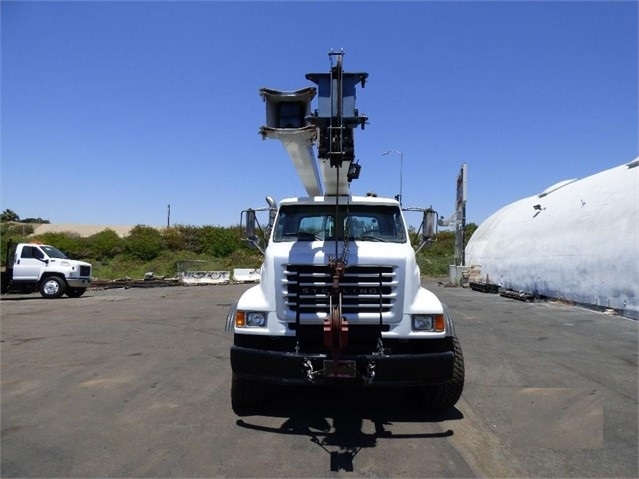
[{"xmin": 167, "ymin": 204, "xmax": 171, "ymax": 228}]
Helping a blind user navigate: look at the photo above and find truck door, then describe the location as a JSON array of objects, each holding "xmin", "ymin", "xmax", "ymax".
[{"xmin": 12, "ymin": 245, "xmax": 46, "ymax": 281}]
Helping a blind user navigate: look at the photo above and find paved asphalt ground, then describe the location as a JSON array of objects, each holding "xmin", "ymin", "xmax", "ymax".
[{"xmin": 1, "ymin": 280, "xmax": 637, "ymax": 478}]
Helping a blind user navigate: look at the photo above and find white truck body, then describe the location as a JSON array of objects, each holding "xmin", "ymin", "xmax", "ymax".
[
  {"xmin": 228, "ymin": 52, "xmax": 464, "ymax": 412},
  {"xmin": 230, "ymin": 194, "xmax": 464, "ymax": 411}
]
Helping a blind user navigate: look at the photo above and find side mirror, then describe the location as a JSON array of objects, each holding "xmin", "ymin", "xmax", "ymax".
[
  {"xmin": 242, "ymin": 208, "xmax": 265, "ymax": 254},
  {"xmin": 413, "ymin": 208, "xmax": 439, "ymax": 254},
  {"xmin": 244, "ymin": 209, "xmax": 257, "ymax": 241},
  {"xmin": 33, "ymin": 249, "xmax": 48, "ymax": 263},
  {"xmin": 422, "ymin": 208, "xmax": 438, "ymax": 241}
]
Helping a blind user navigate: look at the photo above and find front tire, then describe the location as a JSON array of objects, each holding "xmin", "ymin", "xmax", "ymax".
[
  {"xmin": 231, "ymin": 374, "xmax": 265, "ymax": 413},
  {"xmin": 66, "ymin": 287, "xmax": 86, "ymax": 298},
  {"xmin": 407, "ymin": 336, "xmax": 465, "ymax": 411},
  {"xmin": 40, "ymin": 276, "xmax": 66, "ymax": 299}
]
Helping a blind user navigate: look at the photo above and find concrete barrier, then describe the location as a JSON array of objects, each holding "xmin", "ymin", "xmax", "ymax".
[
  {"xmin": 233, "ymin": 268, "xmax": 261, "ymax": 283},
  {"xmin": 178, "ymin": 271, "xmax": 231, "ymax": 285}
]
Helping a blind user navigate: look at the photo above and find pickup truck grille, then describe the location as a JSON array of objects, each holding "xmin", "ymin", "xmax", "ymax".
[
  {"xmin": 79, "ymin": 266, "xmax": 91, "ymax": 277},
  {"xmin": 283, "ymin": 264, "xmax": 396, "ymax": 316}
]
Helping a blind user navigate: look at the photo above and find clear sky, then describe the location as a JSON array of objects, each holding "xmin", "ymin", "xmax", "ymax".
[{"xmin": 2, "ymin": 0, "xmax": 637, "ymax": 230}]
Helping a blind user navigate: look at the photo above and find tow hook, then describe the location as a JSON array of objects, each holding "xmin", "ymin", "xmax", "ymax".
[
  {"xmin": 303, "ymin": 359, "xmax": 316, "ymax": 382},
  {"xmin": 365, "ymin": 361, "xmax": 376, "ymax": 384}
]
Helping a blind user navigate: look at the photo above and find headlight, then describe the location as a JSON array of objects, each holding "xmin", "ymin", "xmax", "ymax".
[
  {"xmin": 412, "ymin": 314, "xmax": 445, "ymax": 332},
  {"xmin": 236, "ymin": 311, "xmax": 267, "ymax": 328}
]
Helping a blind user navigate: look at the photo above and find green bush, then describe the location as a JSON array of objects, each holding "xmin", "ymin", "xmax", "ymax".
[
  {"xmin": 416, "ymin": 223, "xmax": 478, "ymax": 277},
  {"xmin": 124, "ymin": 225, "xmax": 165, "ymax": 261},
  {"xmin": 87, "ymin": 229, "xmax": 124, "ymax": 262}
]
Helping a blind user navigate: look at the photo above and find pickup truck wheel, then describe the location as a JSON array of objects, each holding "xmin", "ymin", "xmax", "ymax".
[
  {"xmin": 407, "ymin": 336, "xmax": 465, "ymax": 411},
  {"xmin": 40, "ymin": 276, "xmax": 66, "ymax": 299},
  {"xmin": 66, "ymin": 287, "xmax": 86, "ymax": 298},
  {"xmin": 231, "ymin": 374, "xmax": 265, "ymax": 412}
]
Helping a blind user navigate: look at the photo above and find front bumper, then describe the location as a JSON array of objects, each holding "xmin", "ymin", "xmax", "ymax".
[
  {"xmin": 66, "ymin": 278, "xmax": 92, "ymax": 288},
  {"xmin": 230, "ymin": 345, "xmax": 454, "ymax": 386}
]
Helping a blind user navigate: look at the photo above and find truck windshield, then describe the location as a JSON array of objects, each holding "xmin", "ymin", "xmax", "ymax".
[
  {"xmin": 40, "ymin": 245, "xmax": 69, "ymax": 259},
  {"xmin": 273, "ymin": 204, "xmax": 407, "ymax": 243}
]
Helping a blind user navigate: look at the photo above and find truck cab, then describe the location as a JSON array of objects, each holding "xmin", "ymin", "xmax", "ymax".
[{"xmin": 1, "ymin": 241, "xmax": 92, "ymax": 298}]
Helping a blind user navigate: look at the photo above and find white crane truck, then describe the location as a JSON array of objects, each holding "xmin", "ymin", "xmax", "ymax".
[
  {"xmin": 1, "ymin": 241, "xmax": 92, "ymax": 298},
  {"xmin": 228, "ymin": 52, "xmax": 464, "ymax": 411}
]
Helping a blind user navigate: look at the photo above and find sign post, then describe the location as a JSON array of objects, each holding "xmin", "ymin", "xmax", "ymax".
[{"xmin": 455, "ymin": 163, "xmax": 467, "ymax": 266}]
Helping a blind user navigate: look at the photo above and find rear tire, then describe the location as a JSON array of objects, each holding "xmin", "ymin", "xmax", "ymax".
[
  {"xmin": 39, "ymin": 276, "xmax": 66, "ymax": 299},
  {"xmin": 66, "ymin": 287, "xmax": 86, "ymax": 298},
  {"xmin": 231, "ymin": 374, "xmax": 265, "ymax": 413},
  {"xmin": 407, "ymin": 336, "xmax": 465, "ymax": 411}
]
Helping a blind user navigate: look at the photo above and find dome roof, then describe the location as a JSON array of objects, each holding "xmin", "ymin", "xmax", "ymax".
[{"xmin": 466, "ymin": 158, "xmax": 639, "ymax": 319}]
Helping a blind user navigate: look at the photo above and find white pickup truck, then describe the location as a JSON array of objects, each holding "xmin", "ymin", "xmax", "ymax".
[{"xmin": 1, "ymin": 241, "xmax": 92, "ymax": 298}]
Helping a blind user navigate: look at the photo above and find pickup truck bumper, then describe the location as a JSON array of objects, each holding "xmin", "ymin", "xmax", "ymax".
[
  {"xmin": 230, "ymin": 345, "xmax": 454, "ymax": 386},
  {"xmin": 66, "ymin": 278, "xmax": 92, "ymax": 288}
]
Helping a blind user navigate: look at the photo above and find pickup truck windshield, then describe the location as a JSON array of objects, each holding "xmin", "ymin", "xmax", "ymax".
[
  {"xmin": 40, "ymin": 245, "xmax": 69, "ymax": 259},
  {"xmin": 273, "ymin": 204, "xmax": 407, "ymax": 243}
]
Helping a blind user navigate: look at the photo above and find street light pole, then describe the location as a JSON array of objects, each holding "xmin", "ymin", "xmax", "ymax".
[{"xmin": 382, "ymin": 149, "xmax": 403, "ymax": 206}]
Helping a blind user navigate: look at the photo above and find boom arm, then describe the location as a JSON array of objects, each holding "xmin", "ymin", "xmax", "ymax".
[{"xmin": 259, "ymin": 88, "xmax": 323, "ymax": 197}]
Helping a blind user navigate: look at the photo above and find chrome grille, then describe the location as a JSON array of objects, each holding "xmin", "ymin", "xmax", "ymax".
[{"xmin": 283, "ymin": 264, "xmax": 396, "ymax": 316}]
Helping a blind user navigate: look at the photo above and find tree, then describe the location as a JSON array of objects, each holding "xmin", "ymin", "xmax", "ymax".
[
  {"xmin": 162, "ymin": 227, "xmax": 187, "ymax": 252},
  {"xmin": 171, "ymin": 225, "xmax": 202, "ymax": 253},
  {"xmin": 199, "ymin": 225, "xmax": 243, "ymax": 257},
  {"xmin": 87, "ymin": 229, "xmax": 124, "ymax": 261},
  {"xmin": 124, "ymin": 225, "xmax": 165, "ymax": 261},
  {"xmin": 22, "ymin": 217, "xmax": 50, "ymax": 224},
  {"xmin": 464, "ymin": 222, "xmax": 478, "ymax": 244},
  {"xmin": 0, "ymin": 209, "xmax": 19, "ymax": 222}
]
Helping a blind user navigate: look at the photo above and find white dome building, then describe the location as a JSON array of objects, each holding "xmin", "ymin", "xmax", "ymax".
[{"xmin": 465, "ymin": 158, "xmax": 639, "ymax": 320}]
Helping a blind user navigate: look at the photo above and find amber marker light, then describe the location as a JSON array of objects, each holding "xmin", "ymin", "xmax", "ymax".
[
  {"xmin": 235, "ymin": 311, "xmax": 246, "ymax": 327},
  {"xmin": 434, "ymin": 314, "xmax": 445, "ymax": 332}
]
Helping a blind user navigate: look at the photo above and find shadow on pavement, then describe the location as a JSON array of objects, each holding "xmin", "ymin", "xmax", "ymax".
[{"xmin": 235, "ymin": 385, "xmax": 462, "ymax": 472}]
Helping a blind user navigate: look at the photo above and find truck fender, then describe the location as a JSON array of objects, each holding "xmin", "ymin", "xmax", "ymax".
[
  {"xmin": 442, "ymin": 303, "xmax": 457, "ymax": 337},
  {"xmin": 225, "ymin": 300, "xmax": 239, "ymax": 332}
]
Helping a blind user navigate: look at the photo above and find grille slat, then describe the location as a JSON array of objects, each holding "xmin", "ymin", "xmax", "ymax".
[{"xmin": 283, "ymin": 264, "xmax": 396, "ymax": 317}]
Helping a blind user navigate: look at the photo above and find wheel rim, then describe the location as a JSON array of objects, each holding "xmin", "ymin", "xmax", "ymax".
[{"xmin": 43, "ymin": 280, "xmax": 60, "ymax": 296}]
